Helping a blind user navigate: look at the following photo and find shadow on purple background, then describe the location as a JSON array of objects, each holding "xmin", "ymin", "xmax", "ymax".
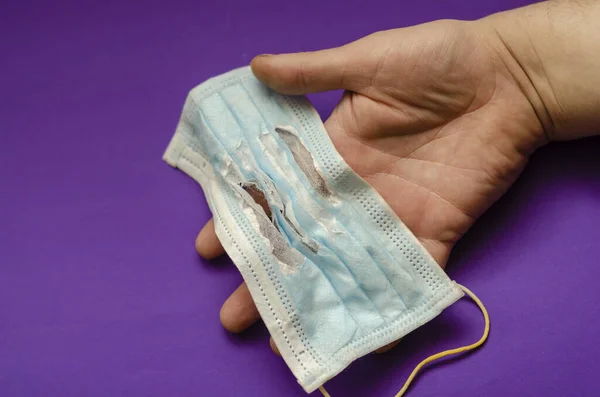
[{"xmin": 1, "ymin": 1, "xmax": 599, "ymax": 396}]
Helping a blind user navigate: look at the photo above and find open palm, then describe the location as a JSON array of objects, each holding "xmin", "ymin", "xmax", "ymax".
[{"xmin": 196, "ymin": 20, "xmax": 546, "ymax": 347}]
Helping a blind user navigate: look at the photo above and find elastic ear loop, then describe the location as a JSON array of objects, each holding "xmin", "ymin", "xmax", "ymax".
[{"xmin": 318, "ymin": 284, "xmax": 490, "ymax": 397}]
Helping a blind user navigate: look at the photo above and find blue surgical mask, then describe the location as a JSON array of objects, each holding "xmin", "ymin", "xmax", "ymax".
[{"xmin": 163, "ymin": 66, "xmax": 482, "ymax": 394}]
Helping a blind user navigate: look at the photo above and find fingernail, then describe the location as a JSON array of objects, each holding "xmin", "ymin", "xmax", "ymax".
[{"xmin": 256, "ymin": 53, "xmax": 274, "ymax": 58}]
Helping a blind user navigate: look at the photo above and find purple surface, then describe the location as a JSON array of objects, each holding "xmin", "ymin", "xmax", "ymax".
[{"xmin": 1, "ymin": 0, "xmax": 599, "ymax": 396}]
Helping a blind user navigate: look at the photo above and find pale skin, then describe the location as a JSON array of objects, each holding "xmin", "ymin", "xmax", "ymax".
[{"xmin": 195, "ymin": 0, "xmax": 600, "ymax": 354}]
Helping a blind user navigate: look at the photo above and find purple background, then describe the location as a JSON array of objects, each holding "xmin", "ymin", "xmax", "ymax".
[{"xmin": 2, "ymin": 0, "xmax": 599, "ymax": 396}]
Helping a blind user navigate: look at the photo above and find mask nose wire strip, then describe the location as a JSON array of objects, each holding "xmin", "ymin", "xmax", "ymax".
[{"xmin": 318, "ymin": 284, "xmax": 490, "ymax": 397}]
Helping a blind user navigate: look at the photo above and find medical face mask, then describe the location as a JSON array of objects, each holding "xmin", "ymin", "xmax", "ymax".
[{"xmin": 163, "ymin": 66, "xmax": 489, "ymax": 396}]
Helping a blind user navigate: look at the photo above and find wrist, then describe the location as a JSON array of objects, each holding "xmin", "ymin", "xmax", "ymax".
[{"xmin": 477, "ymin": 1, "xmax": 600, "ymax": 142}]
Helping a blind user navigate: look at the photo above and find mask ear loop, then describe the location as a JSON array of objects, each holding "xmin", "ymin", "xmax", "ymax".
[{"xmin": 318, "ymin": 284, "xmax": 490, "ymax": 397}]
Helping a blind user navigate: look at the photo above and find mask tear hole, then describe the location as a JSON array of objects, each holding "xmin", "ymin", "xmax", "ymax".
[
  {"xmin": 242, "ymin": 183, "xmax": 273, "ymax": 220},
  {"xmin": 279, "ymin": 208, "xmax": 302, "ymax": 236},
  {"xmin": 279, "ymin": 209, "xmax": 319, "ymax": 254},
  {"xmin": 241, "ymin": 187, "xmax": 304, "ymax": 270},
  {"xmin": 275, "ymin": 126, "xmax": 331, "ymax": 197}
]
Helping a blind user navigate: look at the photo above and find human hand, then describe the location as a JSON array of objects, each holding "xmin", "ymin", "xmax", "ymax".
[{"xmin": 196, "ymin": 5, "xmax": 596, "ymax": 351}]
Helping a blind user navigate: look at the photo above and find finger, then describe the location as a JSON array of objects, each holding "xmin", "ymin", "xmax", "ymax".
[
  {"xmin": 250, "ymin": 36, "xmax": 380, "ymax": 95},
  {"xmin": 220, "ymin": 282, "xmax": 261, "ymax": 333},
  {"xmin": 375, "ymin": 339, "xmax": 401, "ymax": 354},
  {"xmin": 196, "ymin": 218, "xmax": 225, "ymax": 259},
  {"xmin": 269, "ymin": 337, "xmax": 281, "ymax": 356}
]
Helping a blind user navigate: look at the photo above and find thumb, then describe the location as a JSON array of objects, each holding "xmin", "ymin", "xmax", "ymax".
[{"xmin": 250, "ymin": 43, "xmax": 371, "ymax": 95}]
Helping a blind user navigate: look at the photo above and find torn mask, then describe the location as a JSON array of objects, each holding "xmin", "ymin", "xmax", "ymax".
[{"xmin": 163, "ymin": 66, "xmax": 464, "ymax": 393}]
